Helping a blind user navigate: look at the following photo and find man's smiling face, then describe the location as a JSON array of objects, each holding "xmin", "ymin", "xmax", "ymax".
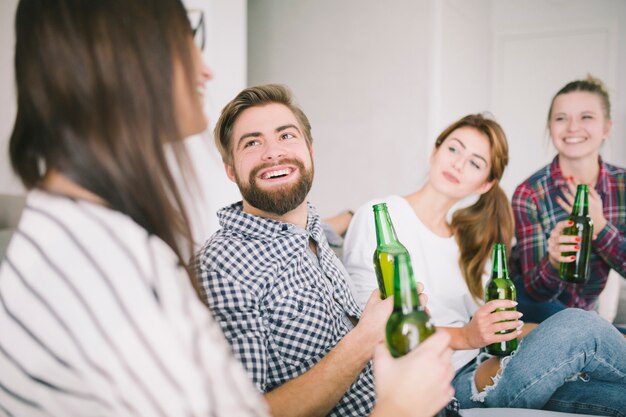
[{"xmin": 225, "ymin": 102, "xmax": 314, "ymax": 216}]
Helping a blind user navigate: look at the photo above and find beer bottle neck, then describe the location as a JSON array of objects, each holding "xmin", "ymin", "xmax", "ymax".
[
  {"xmin": 571, "ymin": 185, "xmax": 589, "ymax": 217},
  {"xmin": 373, "ymin": 207, "xmax": 400, "ymax": 247},
  {"xmin": 491, "ymin": 243, "xmax": 509, "ymax": 280},
  {"xmin": 393, "ymin": 254, "xmax": 422, "ymax": 313}
]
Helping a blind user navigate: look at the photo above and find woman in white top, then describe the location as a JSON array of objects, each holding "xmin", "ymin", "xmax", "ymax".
[
  {"xmin": 0, "ymin": 1, "xmax": 454, "ymax": 416},
  {"xmin": 343, "ymin": 114, "xmax": 626, "ymax": 415}
]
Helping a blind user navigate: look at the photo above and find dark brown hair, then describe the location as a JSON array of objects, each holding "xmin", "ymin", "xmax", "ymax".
[
  {"xmin": 435, "ymin": 114, "xmax": 514, "ymax": 300},
  {"xmin": 547, "ymin": 74, "xmax": 611, "ymax": 123},
  {"xmin": 214, "ymin": 84, "xmax": 313, "ymax": 164},
  {"xmin": 11, "ymin": 0, "xmax": 202, "ymax": 295}
]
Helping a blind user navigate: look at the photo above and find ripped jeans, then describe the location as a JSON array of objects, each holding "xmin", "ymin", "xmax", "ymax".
[{"xmin": 452, "ymin": 308, "xmax": 626, "ymax": 416}]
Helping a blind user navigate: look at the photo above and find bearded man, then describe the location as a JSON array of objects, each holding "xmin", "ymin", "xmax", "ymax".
[{"xmin": 195, "ymin": 84, "xmax": 399, "ymax": 417}]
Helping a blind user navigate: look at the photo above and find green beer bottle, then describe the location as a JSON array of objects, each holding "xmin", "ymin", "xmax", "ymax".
[
  {"xmin": 559, "ymin": 184, "xmax": 594, "ymax": 283},
  {"xmin": 484, "ymin": 243, "xmax": 518, "ymax": 356},
  {"xmin": 386, "ymin": 252, "xmax": 445, "ymax": 417},
  {"xmin": 386, "ymin": 252, "xmax": 436, "ymax": 356},
  {"xmin": 372, "ymin": 203, "xmax": 409, "ymax": 299}
]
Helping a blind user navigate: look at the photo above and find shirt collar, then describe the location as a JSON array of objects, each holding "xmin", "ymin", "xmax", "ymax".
[
  {"xmin": 595, "ymin": 157, "xmax": 610, "ymax": 195},
  {"xmin": 217, "ymin": 201, "xmax": 323, "ymax": 241},
  {"xmin": 548, "ymin": 156, "xmax": 567, "ymax": 187},
  {"xmin": 548, "ymin": 155, "xmax": 609, "ymax": 194}
]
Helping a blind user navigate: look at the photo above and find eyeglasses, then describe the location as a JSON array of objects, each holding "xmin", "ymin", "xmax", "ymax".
[{"xmin": 187, "ymin": 9, "xmax": 205, "ymax": 51}]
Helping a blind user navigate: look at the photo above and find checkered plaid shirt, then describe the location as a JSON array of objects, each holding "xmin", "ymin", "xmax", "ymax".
[
  {"xmin": 509, "ymin": 156, "xmax": 626, "ymax": 309},
  {"xmin": 195, "ymin": 202, "xmax": 374, "ymax": 417}
]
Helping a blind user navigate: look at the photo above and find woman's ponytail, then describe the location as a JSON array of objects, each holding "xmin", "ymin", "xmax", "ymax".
[{"xmin": 451, "ymin": 184, "xmax": 514, "ymax": 300}]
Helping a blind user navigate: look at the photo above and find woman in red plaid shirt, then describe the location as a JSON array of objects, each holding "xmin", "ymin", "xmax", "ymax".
[{"xmin": 509, "ymin": 75, "xmax": 626, "ymax": 328}]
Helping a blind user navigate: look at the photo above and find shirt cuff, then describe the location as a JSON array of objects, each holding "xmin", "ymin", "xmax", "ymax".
[
  {"xmin": 593, "ymin": 221, "xmax": 619, "ymax": 253},
  {"xmin": 539, "ymin": 256, "xmax": 561, "ymax": 285}
]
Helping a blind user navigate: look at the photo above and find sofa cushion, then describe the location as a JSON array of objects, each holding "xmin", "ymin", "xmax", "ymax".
[{"xmin": 461, "ymin": 408, "xmax": 597, "ymax": 416}]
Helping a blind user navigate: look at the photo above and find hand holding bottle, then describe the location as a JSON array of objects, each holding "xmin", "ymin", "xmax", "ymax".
[
  {"xmin": 556, "ymin": 177, "xmax": 607, "ymax": 238},
  {"xmin": 354, "ymin": 290, "xmax": 394, "ymax": 355},
  {"xmin": 547, "ymin": 219, "xmax": 581, "ymax": 269},
  {"xmin": 556, "ymin": 184, "xmax": 594, "ymax": 283},
  {"xmin": 372, "ymin": 332, "xmax": 454, "ymax": 417},
  {"xmin": 460, "ymin": 300, "xmax": 522, "ymax": 349}
]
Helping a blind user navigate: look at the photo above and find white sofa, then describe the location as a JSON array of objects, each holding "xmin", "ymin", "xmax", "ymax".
[{"xmin": 461, "ymin": 409, "xmax": 598, "ymax": 416}]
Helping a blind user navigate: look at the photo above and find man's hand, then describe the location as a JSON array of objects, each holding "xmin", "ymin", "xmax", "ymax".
[
  {"xmin": 354, "ymin": 290, "xmax": 394, "ymax": 357},
  {"xmin": 372, "ymin": 332, "xmax": 454, "ymax": 417}
]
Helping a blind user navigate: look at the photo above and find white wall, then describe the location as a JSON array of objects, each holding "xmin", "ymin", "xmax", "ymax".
[
  {"xmin": 490, "ymin": 0, "xmax": 626, "ymax": 197},
  {"xmin": 0, "ymin": 0, "xmax": 20, "ymax": 194},
  {"xmin": 248, "ymin": 0, "xmax": 626, "ymax": 215},
  {"xmin": 248, "ymin": 0, "xmax": 433, "ymax": 216},
  {"xmin": 431, "ymin": 0, "xmax": 491, "ymax": 139}
]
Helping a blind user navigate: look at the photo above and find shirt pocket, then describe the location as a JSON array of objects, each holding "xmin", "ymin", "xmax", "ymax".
[{"xmin": 267, "ymin": 285, "xmax": 338, "ymax": 368}]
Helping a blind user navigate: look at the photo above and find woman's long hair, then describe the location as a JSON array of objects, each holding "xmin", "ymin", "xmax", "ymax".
[
  {"xmin": 11, "ymin": 0, "xmax": 202, "ymax": 296},
  {"xmin": 435, "ymin": 114, "xmax": 514, "ymax": 300}
]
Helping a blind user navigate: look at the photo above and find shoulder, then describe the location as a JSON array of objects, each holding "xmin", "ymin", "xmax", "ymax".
[
  {"xmin": 195, "ymin": 227, "xmax": 288, "ymax": 299},
  {"xmin": 512, "ymin": 164, "xmax": 555, "ymax": 206},
  {"xmin": 515, "ymin": 164, "xmax": 551, "ymax": 192},
  {"xmin": 602, "ymin": 161, "xmax": 626, "ymax": 179},
  {"xmin": 11, "ymin": 191, "xmax": 166, "ymax": 267},
  {"xmin": 2, "ymin": 191, "xmax": 187, "ymax": 329},
  {"xmin": 196, "ymin": 227, "xmax": 272, "ymax": 268},
  {"xmin": 352, "ymin": 195, "xmax": 406, "ymax": 219},
  {"xmin": 348, "ymin": 195, "xmax": 401, "ymax": 235}
]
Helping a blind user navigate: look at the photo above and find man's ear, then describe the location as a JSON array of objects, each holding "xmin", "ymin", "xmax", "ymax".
[
  {"xmin": 224, "ymin": 163, "xmax": 237, "ymax": 183},
  {"xmin": 476, "ymin": 179, "xmax": 495, "ymax": 196}
]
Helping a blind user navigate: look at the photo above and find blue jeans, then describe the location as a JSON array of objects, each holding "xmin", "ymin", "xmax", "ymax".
[{"xmin": 452, "ymin": 309, "xmax": 626, "ymax": 416}]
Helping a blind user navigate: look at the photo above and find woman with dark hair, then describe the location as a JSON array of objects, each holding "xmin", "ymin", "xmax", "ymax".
[
  {"xmin": 0, "ymin": 0, "xmax": 263, "ymax": 415},
  {"xmin": 0, "ymin": 1, "xmax": 455, "ymax": 417},
  {"xmin": 343, "ymin": 113, "xmax": 626, "ymax": 415},
  {"xmin": 509, "ymin": 75, "xmax": 626, "ymax": 325}
]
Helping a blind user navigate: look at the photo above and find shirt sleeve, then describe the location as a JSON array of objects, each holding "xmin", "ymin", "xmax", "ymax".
[
  {"xmin": 342, "ymin": 204, "xmax": 378, "ymax": 309},
  {"xmin": 593, "ymin": 220, "xmax": 626, "ymax": 277},
  {"xmin": 196, "ymin": 251, "xmax": 269, "ymax": 392},
  {"xmin": 512, "ymin": 184, "xmax": 564, "ymax": 301}
]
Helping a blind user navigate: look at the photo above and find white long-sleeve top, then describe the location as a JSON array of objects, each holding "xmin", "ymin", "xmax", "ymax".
[
  {"xmin": 0, "ymin": 190, "xmax": 269, "ymax": 417},
  {"xmin": 343, "ymin": 195, "xmax": 486, "ymax": 371}
]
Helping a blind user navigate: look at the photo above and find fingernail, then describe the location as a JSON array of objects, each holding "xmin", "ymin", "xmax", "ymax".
[
  {"xmin": 518, "ymin": 312, "xmax": 524, "ymax": 317},
  {"xmin": 512, "ymin": 301, "xmax": 518, "ymax": 306},
  {"xmin": 568, "ymin": 221, "xmax": 574, "ymax": 225},
  {"xmin": 574, "ymin": 245, "xmax": 580, "ymax": 250},
  {"xmin": 575, "ymin": 237, "xmax": 581, "ymax": 242},
  {"xmin": 570, "ymin": 256, "xmax": 576, "ymax": 260}
]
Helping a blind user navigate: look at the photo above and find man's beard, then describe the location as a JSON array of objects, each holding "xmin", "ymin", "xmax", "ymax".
[{"xmin": 236, "ymin": 158, "xmax": 314, "ymax": 216}]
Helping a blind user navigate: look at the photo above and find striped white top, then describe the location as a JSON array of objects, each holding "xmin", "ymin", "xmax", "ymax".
[{"xmin": 0, "ymin": 190, "xmax": 269, "ymax": 417}]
